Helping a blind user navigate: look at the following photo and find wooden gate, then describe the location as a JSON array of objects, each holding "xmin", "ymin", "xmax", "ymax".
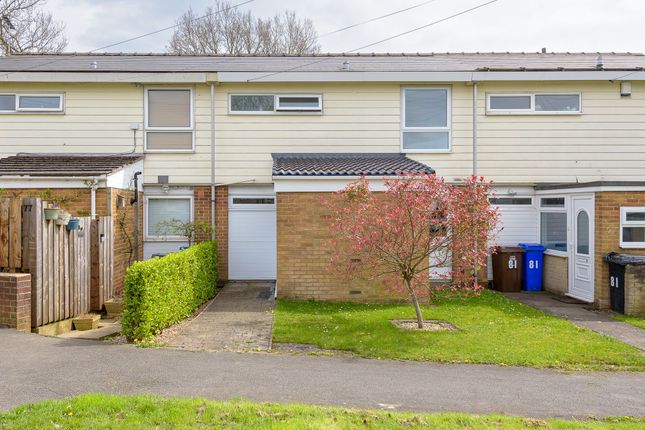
[
  {"xmin": 0, "ymin": 198, "xmax": 22, "ymax": 269},
  {"xmin": 91, "ymin": 216, "xmax": 114, "ymax": 311},
  {"xmin": 22, "ymin": 198, "xmax": 93, "ymax": 327}
]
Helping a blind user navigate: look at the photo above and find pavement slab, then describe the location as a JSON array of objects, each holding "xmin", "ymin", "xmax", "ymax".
[
  {"xmin": 163, "ymin": 282, "xmax": 275, "ymax": 352},
  {"xmin": 506, "ymin": 292, "xmax": 645, "ymax": 350}
]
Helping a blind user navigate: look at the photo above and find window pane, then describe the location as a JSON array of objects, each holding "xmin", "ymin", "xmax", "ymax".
[
  {"xmin": 402, "ymin": 131, "xmax": 449, "ymax": 150},
  {"xmin": 148, "ymin": 199, "xmax": 191, "ymax": 236},
  {"xmin": 626, "ymin": 211, "xmax": 645, "ymax": 222},
  {"xmin": 232, "ymin": 198, "xmax": 275, "ymax": 204},
  {"xmin": 404, "ymin": 89, "xmax": 447, "ymax": 127},
  {"xmin": 18, "ymin": 95, "xmax": 60, "ymax": 110},
  {"xmin": 535, "ymin": 94, "xmax": 580, "ymax": 112},
  {"xmin": 489, "ymin": 95, "xmax": 531, "ymax": 110},
  {"xmin": 541, "ymin": 212, "xmax": 567, "ymax": 252},
  {"xmin": 623, "ymin": 227, "xmax": 645, "ymax": 243},
  {"xmin": 230, "ymin": 95, "xmax": 274, "ymax": 112},
  {"xmin": 576, "ymin": 211, "xmax": 590, "ymax": 254},
  {"xmin": 146, "ymin": 132, "xmax": 193, "ymax": 150},
  {"xmin": 277, "ymin": 96, "xmax": 320, "ymax": 110},
  {"xmin": 540, "ymin": 197, "xmax": 565, "ymax": 208},
  {"xmin": 148, "ymin": 90, "xmax": 191, "ymax": 127},
  {"xmin": 488, "ymin": 197, "xmax": 532, "ymax": 205},
  {"xmin": 0, "ymin": 95, "xmax": 15, "ymax": 110}
]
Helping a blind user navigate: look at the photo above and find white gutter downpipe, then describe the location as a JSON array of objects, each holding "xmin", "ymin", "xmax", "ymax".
[
  {"xmin": 210, "ymin": 82, "xmax": 216, "ymax": 241},
  {"xmin": 472, "ymin": 81, "xmax": 478, "ymax": 176},
  {"xmin": 90, "ymin": 187, "xmax": 96, "ymax": 219},
  {"xmin": 472, "ymin": 81, "xmax": 479, "ymax": 285}
]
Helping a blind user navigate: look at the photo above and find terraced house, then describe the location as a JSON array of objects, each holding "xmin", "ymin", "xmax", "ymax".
[{"xmin": 1, "ymin": 52, "xmax": 644, "ymax": 314}]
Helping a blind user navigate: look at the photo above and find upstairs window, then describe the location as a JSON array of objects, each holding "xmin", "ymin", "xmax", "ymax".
[
  {"xmin": 487, "ymin": 93, "xmax": 580, "ymax": 114},
  {"xmin": 620, "ymin": 207, "xmax": 645, "ymax": 248},
  {"xmin": 145, "ymin": 89, "xmax": 194, "ymax": 151},
  {"xmin": 229, "ymin": 94, "xmax": 322, "ymax": 114},
  {"xmin": 0, "ymin": 93, "xmax": 63, "ymax": 112},
  {"xmin": 401, "ymin": 87, "xmax": 451, "ymax": 152}
]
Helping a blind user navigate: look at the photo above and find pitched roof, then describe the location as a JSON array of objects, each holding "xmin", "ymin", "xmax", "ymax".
[
  {"xmin": 0, "ymin": 153, "xmax": 143, "ymax": 177},
  {"xmin": 0, "ymin": 52, "xmax": 644, "ymax": 73},
  {"xmin": 272, "ymin": 153, "xmax": 434, "ymax": 177}
]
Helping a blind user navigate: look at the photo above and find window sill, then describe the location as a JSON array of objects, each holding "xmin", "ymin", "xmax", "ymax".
[
  {"xmin": 401, "ymin": 149, "xmax": 452, "ymax": 154},
  {"xmin": 485, "ymin": 111, "xmax": 582, "ymax": 116},
  {"xmin": 144, "ymin": 149, "xmax": 196, "ymax": 153},
  {"xmin": 544, "ymin": 249, "xmax": 568, "ymax": 257},
  {"xmin": 619, "ymin": 243, "xmax": 645, "ymax": 249}
]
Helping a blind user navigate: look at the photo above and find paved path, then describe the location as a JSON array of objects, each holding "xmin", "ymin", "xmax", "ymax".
[
  {"xmin": 164, "ymin": 282, "xmax": 275, "ymax": 352},
  {"xmin": 507, "ymin": 292, "xmax": 645, "ymax": 350},
  {"xmin": 1, "ymin": 329, "xmax": 644, "ymax": 418}
]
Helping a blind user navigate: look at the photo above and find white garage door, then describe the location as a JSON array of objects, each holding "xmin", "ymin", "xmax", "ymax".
[
  {"xmin": 228, "ymin": 191, "xmax": 276, "ymax": 280},
  {"xmin": 488, "ymin": 196, "xmax": 538, "ymax": 279}
]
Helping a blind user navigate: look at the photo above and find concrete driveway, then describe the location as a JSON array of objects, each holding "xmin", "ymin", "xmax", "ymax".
[{"xmin": 1, "ymin": 328, "xmax": 644, "ymax": 418}]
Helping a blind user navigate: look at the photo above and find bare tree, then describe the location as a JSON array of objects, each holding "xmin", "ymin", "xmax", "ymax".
[
  {"xmin": 0, "ymin": 0, "xmax": 66, "ymax": 55},
  {"xmin": 168, "ymin": 1, "xmax": 320, "ymax": 55}
]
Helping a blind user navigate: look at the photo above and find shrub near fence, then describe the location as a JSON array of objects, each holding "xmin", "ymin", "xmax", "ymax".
[{"xmin": 121, "ymin": 241, "xmax": 217, "ymax": 341}]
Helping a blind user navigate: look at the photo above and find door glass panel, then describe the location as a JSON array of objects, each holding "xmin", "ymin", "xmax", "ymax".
[{"xmin": 576, "ymin": 210, "xmax": 589, "ymax": 255}]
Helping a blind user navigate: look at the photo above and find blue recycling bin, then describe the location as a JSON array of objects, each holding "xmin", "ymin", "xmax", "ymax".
[{"xmin": 518, "ymin": 243, "xmax": 546, "ymax": 291}]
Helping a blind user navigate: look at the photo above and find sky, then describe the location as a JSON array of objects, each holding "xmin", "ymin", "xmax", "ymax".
[{"xmin": 41, "ymin": 0, "xmax": 645, "ymax": 54}]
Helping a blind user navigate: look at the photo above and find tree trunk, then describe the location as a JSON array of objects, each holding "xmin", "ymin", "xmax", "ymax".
[{"xmin": 408, "ymin": 287, "xmax": 424, "ymax": 329}]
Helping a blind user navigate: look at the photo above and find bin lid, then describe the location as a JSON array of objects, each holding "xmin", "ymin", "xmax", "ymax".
[
  {"xmin": 604, "ymin": 252, "xmax": 645, "ymax": 266},
  {"xmin": 518, "ymin": 243, "xmax": 546, "ymax": 251},
  {"xmin": 492, "ymin": 246, "xmax": 525, "ymax": 253}
]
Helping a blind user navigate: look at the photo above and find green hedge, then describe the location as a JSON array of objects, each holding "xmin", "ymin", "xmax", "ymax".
[{"xmin": 121, "ymin": 241, "xmax": 217, "ymax": 341}]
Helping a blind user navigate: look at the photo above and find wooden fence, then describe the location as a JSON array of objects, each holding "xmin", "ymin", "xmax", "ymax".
[{"xmin": 0, "ymin": 197, "xmax": 114, "ymax": 328}]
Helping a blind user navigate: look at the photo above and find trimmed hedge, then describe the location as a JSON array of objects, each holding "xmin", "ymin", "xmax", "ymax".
[{"xmin": 121, "ymin": 241, "xmax": 217, "ymax": 341}]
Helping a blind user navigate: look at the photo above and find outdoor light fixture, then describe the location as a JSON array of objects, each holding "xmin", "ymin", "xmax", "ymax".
[{"xmin": 620, "ymin": 81, "xmax": 632, "ymax": 97}]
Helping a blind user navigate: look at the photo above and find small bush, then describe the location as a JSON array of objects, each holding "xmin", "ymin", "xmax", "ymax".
[{"xmin": 121, "ymin": 241, "xmax": 217, "ymax": 341}]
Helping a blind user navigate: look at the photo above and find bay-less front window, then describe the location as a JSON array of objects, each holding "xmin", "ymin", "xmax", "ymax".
[
  {"xmin": 145, "ymin": 89, "xmax": 194, "ymax": 151},
  {"xmin": 146, "ymin": 197, "xmax": 192, "ymax": 239},
  {"xmin": 540, "ymin": 197, "xmax": 567, "ymax": 252},
  {"xmin": 229, "ymin": 94, "xmax": 322, "ymax": 113},
  {"xmin": 0, "ymin": 93, "xmax": 63, "ymax": 112},
  {"xmin": 620, "ymin": 207, "xmax": 645, "ymax": 248},
  {"xmin": 487, "ymin": 93, "xmax": 581, "ymax": 114},
  {"xmin": 401, "ymin": 87, "xmax": 450, "ymax": 152}
]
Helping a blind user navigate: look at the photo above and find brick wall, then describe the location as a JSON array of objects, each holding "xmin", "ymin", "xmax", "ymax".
[
  {"xmin": 277, "ymin": 192, "xmax": 407, "ymax": 302},
  {"xmin": 624, "ymin": 265, "xmax": 645, "ymax": 316},
  {"xmin": 193, "ymin": 185, "xmax": 228, "ymax": 282},
  {"xmin": 595, "ymin": 192, "xmax": 645, "ymax": 310},
  {"xmin": 0, "ymin": 273, "xmax": 31, "ymax": 332},
  {"xmin": 110, "ymin": 189, "xmax": 143, "ymax": 295},
  {"xmin": 2, "ymin": 188, "xmax": 109, "ymax": 216},
  {"xmin": 543, "ymin": 254, "xmax": 568, "ymax": 296}
]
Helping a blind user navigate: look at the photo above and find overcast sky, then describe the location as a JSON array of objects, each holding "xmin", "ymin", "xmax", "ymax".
[{"xmin": 42, "ymin": 0, "xmax": 644, "ymax": 54}]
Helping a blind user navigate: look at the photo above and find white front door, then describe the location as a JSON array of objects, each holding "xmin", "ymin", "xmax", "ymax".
[
  {"xmin": 228, "ymin": 193, "xmax": 276, "ymax": 280},
  {"xmin": 568, "ymin": 195, "xmax": 594, "ymax": 302}
]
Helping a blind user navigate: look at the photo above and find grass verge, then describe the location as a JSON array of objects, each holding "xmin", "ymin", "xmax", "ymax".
[
  {"xmin": 1, "ymin": 394, "xmax": 643, "ymax": 430},
  {"xmin": 273, "ymin": 291, "xmax": 645, "ymax": 371},
  {"xmin": 612, "ymin": 314, "xmax": 645, "ymax": 330}
]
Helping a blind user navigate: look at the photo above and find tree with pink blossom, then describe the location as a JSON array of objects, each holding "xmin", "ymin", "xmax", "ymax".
[{"xmin": 326, "ymin": 173, "xmax": 498, "ymax": 329}]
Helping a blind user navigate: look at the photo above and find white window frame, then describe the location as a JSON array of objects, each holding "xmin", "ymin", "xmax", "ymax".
[
  {"xmin": 228, "ymin": 93, "xmax": 323, "ymax": 115},
  {"xmin": 400, "ymin": 85, "xmax": 452, "ymax": 153},
  {"xmin": 620, "ymin": 206, "xmax": 645, "ymax": 248},
  {"xmin": 144, "ymin": 195, "xmax": 194, "ymax": 241},
  {"xmin": 144, "ymin": 87, "xmax": 195, "ymax": 153},
  {"xmin": 0, "ymin": 93, "xmax": 64, "ymax": 113},
  {"xmin": 538, "ymin": 195, "xmax": 569, "ymax": 256},
  {"xmin": 488, "ymin": 196, "xmax": 533, "ymax": 207},
  {"xmin": 486, "ymin": 92, "xmax": 582, "ymax": 115},
  {"xmin": 229, "ymin": 195, "xmax": 276, "ymax": 211}
]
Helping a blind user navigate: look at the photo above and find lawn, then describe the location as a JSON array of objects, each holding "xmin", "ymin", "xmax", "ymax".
[
  {"xmin": 612, "ymin": 314, "xmax": 645, "ymax": 330},
  {"xmin": 1, "ymin": 394, "xmax": 643, "ymax": 430},
  {"xmin": 273, "ymin": 291, "xmax": 645, "ymax": 371}
]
